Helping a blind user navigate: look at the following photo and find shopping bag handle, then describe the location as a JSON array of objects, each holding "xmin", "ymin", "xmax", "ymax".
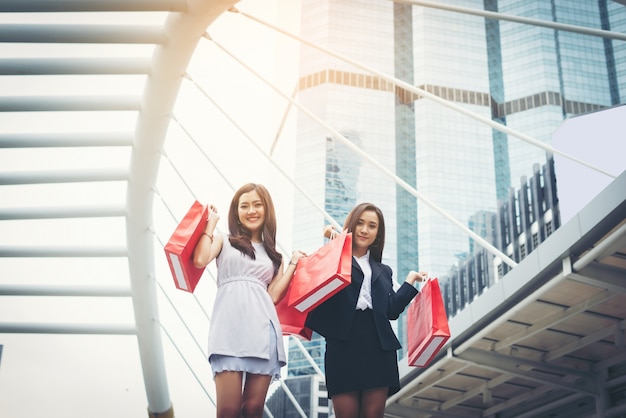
[
  {"xmin": 418, "ymin": 276, "xmax": 438, "ymax": 291},
  {"xmin": 324, "ymin": 225, "xmax": 344, "ymax": 240}
]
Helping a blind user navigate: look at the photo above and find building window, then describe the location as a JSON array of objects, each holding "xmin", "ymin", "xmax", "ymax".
[{"xmin": 546, "ymin": 221, "xmax": 553, "ymax": 236}]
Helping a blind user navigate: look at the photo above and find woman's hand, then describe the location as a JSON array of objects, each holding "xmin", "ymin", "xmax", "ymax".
[
  {"xmin": 269, "ymin": 250, "xmax": 308, "ymax": 304},
  {"xmin": 288, "ymin": 250, "xmax": 307, "ymax": 267},
  {"xmin": 323, "ymin": 225, "xmax": 339, "ymax": 239},
  {"xmin": 406, "ymin": 270, "xmax": 428, "ymax": 285},
  {"xmin": 207, "ymin": 204, "xmax": 219, "ymax": 227}
]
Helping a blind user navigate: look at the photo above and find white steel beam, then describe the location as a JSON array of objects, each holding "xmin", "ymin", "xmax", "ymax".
[
  {"xmin": 0, "ymin": 284, "xmax": 132, "ymax": 297},
  {"xmin": 0, "ymin": 323, "xmax": 136, "ymax": 335},
  {"xmin": 0, "ymin": 24, "xmax": 165, "ymax": 44},
  {"xmin": 0, "ymin": 0, "xmax": 187, "ymax": 13},
  {"xmin": 0, "ymin": 95, "xmax": 141, "ymax": 112},
  {"xmin": 0, "ymin": 57, "xmax": 152, "ymax": 75},
  {"xmin": 0, "ymin": 245, "xmax": 127, "ymax": 257},
  {"xmin": 210, "ymin": 21, "xmax": 519, "ymax": 267},
  {"xmin": 238, "ymin": 8, "xmax": 619, "ymax": 181},
  {"xmin": 456, "ymin": 347, "xmax": 597, "ymax": 395},
  {"xmin": 0, "ymin": 205, "xmax": 126, "ymax": 220},
  {"xmin": 394, "ymin": 0, "xmax": 626, "ymax": 42},
  {"xmin": 125, "ymin": 1, "xmax": 239, "ymax": 416},
  {"xmin": 0, "ymin": 168, "xmax": 128, "ymax": 185},
  {"xmin": 0, "ymin": 132, "xmax": 134, "ymax": 148}
]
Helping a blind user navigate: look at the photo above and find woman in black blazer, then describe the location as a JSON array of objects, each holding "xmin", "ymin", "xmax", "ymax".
[{"xmin": 305, "ymin": 202, "xmax": 426, "ymax": 418}]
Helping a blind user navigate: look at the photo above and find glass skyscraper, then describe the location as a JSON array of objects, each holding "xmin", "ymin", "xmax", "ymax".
[{"xmin": 288, "ymin": 0, "xmax": 626, "ymax": 374}]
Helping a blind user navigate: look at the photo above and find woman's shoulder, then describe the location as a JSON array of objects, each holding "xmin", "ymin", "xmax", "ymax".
[
  {"xmin": 371, "ymin": 258, "xmax": 391, "ymax": 269},
  {"xmin": 370, "ymin": 259, "xmax": 393, "ymax": 276},
  {"xmin": 215, "ymin": 233, "xmax": 230, "ymax": 254}
]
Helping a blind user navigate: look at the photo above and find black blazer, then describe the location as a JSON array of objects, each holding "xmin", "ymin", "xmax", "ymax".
[{"xmin": 306, "ymin": 257, "xmax": 419, "ymax": 351}]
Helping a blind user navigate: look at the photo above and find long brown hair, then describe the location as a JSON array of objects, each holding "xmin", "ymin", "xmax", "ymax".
[
  {"xmin": 343, "ymin": 202, "xmax": 385, "ymax": 263},
  {"xmin": 228, "ymin": 183, "xmax": 282, "ymax": 275}
]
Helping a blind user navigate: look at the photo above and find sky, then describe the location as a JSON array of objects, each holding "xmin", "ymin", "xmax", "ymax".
[
  {"xmin": 552, "ymin": 104, "xmax": 626, "ymax": 224},
  {"xmin": 0, "ymin": 1, "xmax": 304, "ymax": 417}
]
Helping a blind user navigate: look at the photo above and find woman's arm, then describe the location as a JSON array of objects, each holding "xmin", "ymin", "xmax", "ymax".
[
  {"xmin": 267, "ymin": 250, "xmax": 306, "ymax": 304},
  {"xmin": 323, "ymin": 224, "xmax": 344, "ymax": 239},
  {"xmin": 387, "ymin": 270, "xmax": 426, "ymax": 319},
  {"xmin": 405, "ymin": 270, "xmax": 427, "ymax": 285},
  {"xmin": 192, "ymin": 205, "xmax": 222, "ymax": 269}
]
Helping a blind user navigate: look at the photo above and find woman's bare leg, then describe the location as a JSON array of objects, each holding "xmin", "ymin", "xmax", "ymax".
[
  {"xmin": 215, "ymin": 371, "xmax": 244, "ymax": 418},
  {"xmin": 241, "ymin": 373, "xmax": 273, "ymax": 418}
]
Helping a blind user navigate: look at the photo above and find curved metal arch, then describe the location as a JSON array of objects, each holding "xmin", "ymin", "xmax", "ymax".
[{"xmin": 125, "ymin": 1, "xmax": 238, "ymax": 415}]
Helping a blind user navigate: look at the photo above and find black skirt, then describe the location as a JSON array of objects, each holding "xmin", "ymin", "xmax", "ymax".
[{"xmin": 324, "ymin": 309, "xmax": 400, "ymax": 398}]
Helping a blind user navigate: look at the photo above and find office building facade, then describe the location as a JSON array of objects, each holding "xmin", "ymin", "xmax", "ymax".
[
  {"xmin": 290, "ymin": 0, "xmax": 626, "ymax": 372},
  {"xmin": 265, "ymin": 375, "xmax": 331, "ymax": 418},
  {"xmin": 442, "ymin": 156, "xmax": 561, "ymax": 316}
]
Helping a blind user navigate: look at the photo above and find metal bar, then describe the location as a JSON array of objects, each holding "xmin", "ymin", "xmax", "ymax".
[
  {"xmin": 456, "ymin": 348, "xmax": 597, "ymax": 395},
  {"xmin": 0, "ymin": 246, "xmax": 128, "ymax": 257},
  {"xmin": 452, "ymin": 268, "xmax": 566, "ymax": 356},
  {"xmin": 0, "ymin": 24, "xmax": 165, "ymax": 44},
  {"xmin": 269, "ymin": 83, "xmax": 298, "ymax": 156},
  {"xmin": 394, "ymin": 0, "xmax": 626, "ymax": 42},
  {"xmin": 264, "ymin": 405, "xmax": 275, "ymax": 418},
  {"xmin": 512, "ymin": 393, "xmax": 591, "ymax": 418},
  {"xmin": 278, "ymin": 379, "xmax": 308, "ymax": 418},
  {"xmin": 388, "ymin": 347, "xmax": 459, "ymax": 405},
  {"xmin": 158, "ymin": 323, "xmax": 216, "ymax": 407},
  {"xmin": 0, "ymin": 57, "xmax": 151, "ymax": 75},
  {"xmin": 0, "ymin": 96, "xmax": 141, "ymax": 112},
  {"xmin": 0, "ymin": 205, "xmax": 126, "ymax": 220},
  {"xmin": 441, "ymin": 374, "xmax": 512, "ymax": 411},
  {"xmin": 573, "ymin": 222, "xmax": 626, "ymax": 271},
  {"xmin": 125, "ymin": 0, "xmax": 240, "ymax": 414},
  {"xmin": 492, "ymin": 288, "xmax": 619, "ymax": 352},
  {"xmin": 0, "ymin": 284, "xmax": 132, "ymax": 297},
  {"xmin": 210, "ymin": 31, "xmax": 518, "ymax": 267},
  {"xmin": 0, "ymin": 168, "xmax": 129, "ymax": 185},
  {"xmin": 0, "ymin": 322, "xmax": 136, "ymax": 335},
  {"xmin": 544, "ymin": 320, "xmax": 626, "ymax": 362},
  {"xmin": 568, "ymin": 266, "xmax": 626, "ymax": 293},
  {"xmin": 237, "ymin": 8, "xmax": 619, "ymax": 180},
  {"xmin": 291, "ymin": 336, "xmax": 325, "ymax": 377},
  {"xmin": 385, "ymin": 402, "xmax": 470, "ymax": 418},
  {"xmin": 182, "ymin": 75, "xmax": 343, "ymax": 231},
  {"xmin": 0, "ymin": 0, "xmax": 187, "ymax": 12},
  {"xmin": 0, "ymin": 132, "xmax": 134, "ymax": 148}
]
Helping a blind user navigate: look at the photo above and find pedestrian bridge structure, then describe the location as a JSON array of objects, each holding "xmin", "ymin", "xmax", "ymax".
[{"xmin": 1, "ymin": 1, "xmax": 625, "ymax": 417}]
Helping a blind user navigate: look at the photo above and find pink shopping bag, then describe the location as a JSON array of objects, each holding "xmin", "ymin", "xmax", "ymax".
[
  {"xmin": 407, "ymin": 278, "xmax": 451, "ymax": 367},
  {"xmin": 164, "ymin": 200, "xmax": 208, "ymax": 293}
]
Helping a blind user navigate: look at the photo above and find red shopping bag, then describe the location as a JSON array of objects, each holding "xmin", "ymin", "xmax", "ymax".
[
  {"xmin": 407, "ymin": 277, "xmax": 450, "ymax": 367},
  {"xmin": 276, "ymin": 286, "xmax": 313, "ymax": 340},
  {"xmin": 287, "ymin": 231, "xmax": 352, "ymax": 313},
  {"xmin": 164, "ymin": 200, "xmax": 208, "ymax": 293}
]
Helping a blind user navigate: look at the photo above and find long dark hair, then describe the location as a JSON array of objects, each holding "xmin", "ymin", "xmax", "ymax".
[
  {"xmin": 343, "ymin": 202, "xmax": 385, "ymax": 263},
  {"xmin": 228, "ymin": 183, "xmax": 282, "ymax": 275}
]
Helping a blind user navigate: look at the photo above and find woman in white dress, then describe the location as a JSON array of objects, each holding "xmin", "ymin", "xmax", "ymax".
[{"xmin": 193, "ymin": 183, "xmax": 305, "ymax": 418}]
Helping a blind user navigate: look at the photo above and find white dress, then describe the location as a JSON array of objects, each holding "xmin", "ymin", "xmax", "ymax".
[{"xmin": 207, "ymin": 235, "xmax": 286, "ymax": 379}]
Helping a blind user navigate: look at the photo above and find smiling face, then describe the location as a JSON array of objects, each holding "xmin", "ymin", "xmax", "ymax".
[
  {"xmin": 237, "ymin": 190, "xmax": 265, "ymax": 241},
  {"xmin": 352, "ymin": 209, "xmax": 379, "ymax": 257}
]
